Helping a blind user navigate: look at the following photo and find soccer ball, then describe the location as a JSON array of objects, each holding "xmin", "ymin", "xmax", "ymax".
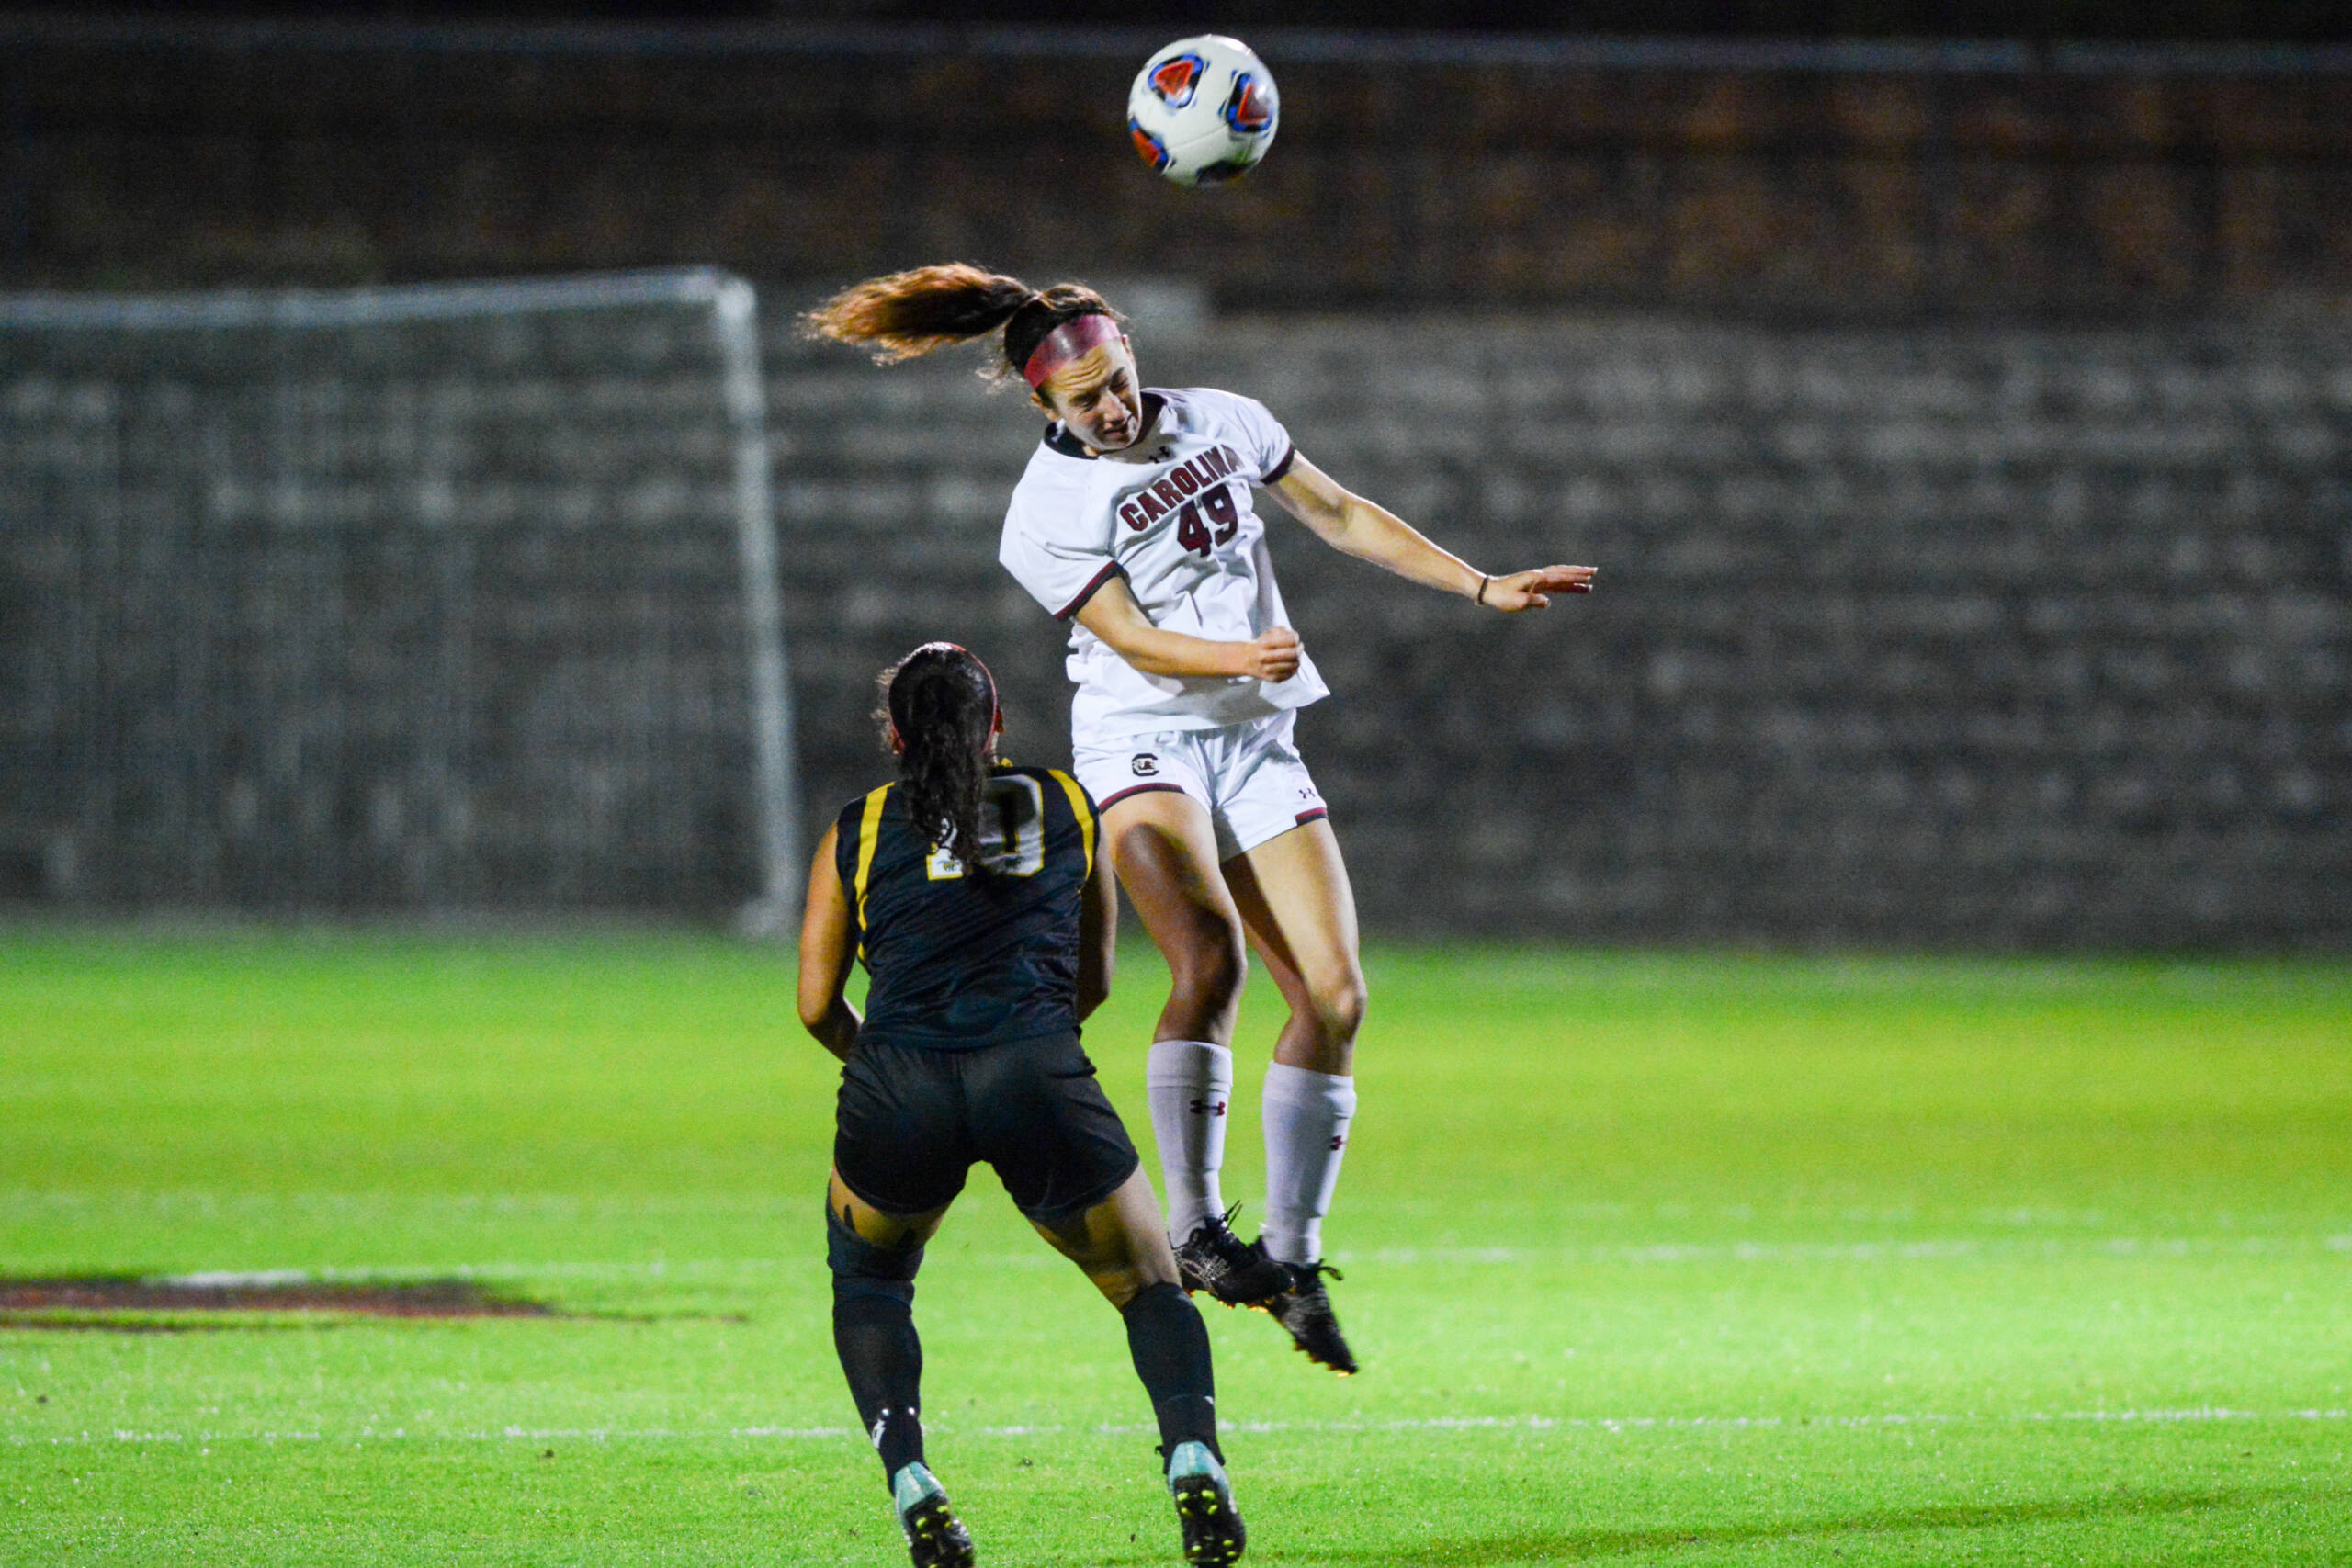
[{"xmin": 1126, "ymin": 35, "xmax": 1279, "ymax": 187}]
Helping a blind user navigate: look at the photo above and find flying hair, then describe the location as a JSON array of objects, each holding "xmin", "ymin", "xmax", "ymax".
[
  {"xmin": 803, "ymin": 264, "xmax": 1123, "ymax": 386},
  {"xmin": 876, "ymin": 642, "xmax": 1001, "ymax": 874}
]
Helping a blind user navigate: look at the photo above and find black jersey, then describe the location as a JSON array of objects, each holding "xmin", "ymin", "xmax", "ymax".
[{"xmin": 835, "ymin": 764, "xmax": 1100, "ymax": 1053}]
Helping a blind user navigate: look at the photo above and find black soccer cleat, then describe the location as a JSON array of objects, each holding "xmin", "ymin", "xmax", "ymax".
[
  {"xmin": 1173, "ymin": 1205, "xmax": 1292, "ymax": 1308},
  {"xmin": 1166, "ymin": 1441, "xmax": 1247, "ymax": 1566},
  {"xmin": 1268, "ymin": 1260, "xmax": 1357, "ymax": 1375},
  {"xmin": 899, "ymin": 1493, "xmax": 975, "ymax": 1568},
  {"xmin": 893, "ymin": 1464, "xmax": 975, "ymax": 1568}
]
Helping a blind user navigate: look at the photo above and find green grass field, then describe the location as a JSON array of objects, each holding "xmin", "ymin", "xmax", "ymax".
[{"xmin": 3, "ymin": 925, "xmax": 2347, "ymax": 1564}]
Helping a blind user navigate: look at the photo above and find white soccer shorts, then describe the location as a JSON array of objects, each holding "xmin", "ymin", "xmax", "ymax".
[{"xmin": 1073, "ymin": 709, "xmax": 1329, "ymax": 863}]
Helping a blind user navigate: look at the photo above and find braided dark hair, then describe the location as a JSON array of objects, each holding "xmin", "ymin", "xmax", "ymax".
[
  {"xmin": 876, "ymin": 642, "xmax": 1000, "ymax": 873},
  {"xmin": 803, "ymin": 263, "xmax": 1121, "ymax": 386}
]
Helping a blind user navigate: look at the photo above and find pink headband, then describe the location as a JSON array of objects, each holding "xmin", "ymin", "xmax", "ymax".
[{"xmin": 1021, "ymin": 313, "xmax": 1124, "ymax": 390}]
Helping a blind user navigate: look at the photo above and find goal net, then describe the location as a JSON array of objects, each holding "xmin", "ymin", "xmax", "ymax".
[{"xmin": 0, "ymin": 270, "xmax": 801, "ymax": 923}]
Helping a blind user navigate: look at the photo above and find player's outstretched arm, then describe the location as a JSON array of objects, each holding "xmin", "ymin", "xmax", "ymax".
[
  {"xmin": 1076, "ymin": 574, "xmax": 1302, "ymax": 682},
  {"xmin": 1267, "ymin": 454, "xmax": 1596, "ymax": 611},
  {"xmin": 796, "ymin": 825, "xmax": 863, "ymax": 1062}
]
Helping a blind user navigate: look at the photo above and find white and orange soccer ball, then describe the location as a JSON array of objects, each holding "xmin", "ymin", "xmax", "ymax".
[{"xmin": 1126, "ymin": 35, "xmax": 1279, "ymax": 187}]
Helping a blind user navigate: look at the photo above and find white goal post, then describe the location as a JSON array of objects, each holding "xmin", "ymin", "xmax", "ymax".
[{"xmin": 0, "ymin": 268, "xmax": 803, "ymax": 924}]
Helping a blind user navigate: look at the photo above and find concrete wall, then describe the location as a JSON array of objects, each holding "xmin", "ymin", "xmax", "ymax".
[{"xmin": 773, "ymin": 311, "xmax": 2351, "ymax": 947}]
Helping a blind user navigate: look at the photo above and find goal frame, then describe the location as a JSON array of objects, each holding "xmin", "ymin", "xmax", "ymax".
[{"xmin": 0, "ymin": 267, "xmax": 804, "ymax": 926}]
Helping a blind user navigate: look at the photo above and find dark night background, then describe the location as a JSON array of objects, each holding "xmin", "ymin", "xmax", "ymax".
[{"xmin": 16, "ymin": 1, "xmax": 2352, "ymax": 39}]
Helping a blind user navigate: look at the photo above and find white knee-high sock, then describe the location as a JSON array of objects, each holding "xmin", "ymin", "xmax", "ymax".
[
  {"xmin": 1260, "ymin": 1062, "xmax": 1356, "ymax": 1265},
  {"xmin": 1145, "ymin": 1040, "xmax": 1233, "ymax": 1242}
]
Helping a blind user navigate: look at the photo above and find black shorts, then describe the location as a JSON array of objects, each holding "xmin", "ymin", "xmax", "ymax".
[{"xmin": 833, "ymin": 1030, "xmax": 1141, "ymax": 1222}]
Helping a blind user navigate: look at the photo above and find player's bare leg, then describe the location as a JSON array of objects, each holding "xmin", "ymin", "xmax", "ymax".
[
  {"xmin": 825, "ymin": 1172, "xmax": 972, "ymax": 1567},
  {"xmin": 1103, "ymin": 792, "xmax": 1289, "ymax": 1307},
  {"xmin": 1104, "ymin": 790, "xmax": 1247, "ymax": 1049},
  {"xmin": 1027, "ymin": 1164, "xmax": 1181, "ymax": 1304},
  {"xmin": 1223, "ymin": 818, "xmax": 1365, "ymax": 1077},
  {"xmin": 1034, "ymin": 1168, "xmax": 1247, "ymax": 1566},
  {"xmin": 1223, "ymin": 820, "xmax": 1365, "ymax": 1374}
]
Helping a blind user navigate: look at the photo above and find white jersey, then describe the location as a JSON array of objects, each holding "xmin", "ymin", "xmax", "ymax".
[{"xmin": 998, "ymin": 387, "xmax": 1329, "ymax": 739}]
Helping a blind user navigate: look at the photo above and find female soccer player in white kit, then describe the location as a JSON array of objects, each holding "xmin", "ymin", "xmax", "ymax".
[{"xmin": 808, "ymin": 266, "xmax": 1594, "ymax": 1374}]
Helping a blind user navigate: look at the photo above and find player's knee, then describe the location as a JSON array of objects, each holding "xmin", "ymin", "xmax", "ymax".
[
  {"xmin": 1085, "ymin": 1262, "xmax": 1152, "ymax": 1310},
  {"xmin": 827, "ymin": 1204, "xmax": 922, "ymax": 1306},
  {"xmin": 1116, "ymin": 1277, "xmax": 1197, "ymax": 1327},
  {"xmin": 1088, "ymin": 1235, "xmax": 1182, "ymax": 1308},
  {"xmin": 1306, "ymin": 968, "xmax": 1367, "ymax": 1044},
  {"xmin": 1169, "ymin": 918, "xmax": 1247, "ymax": 1013}
]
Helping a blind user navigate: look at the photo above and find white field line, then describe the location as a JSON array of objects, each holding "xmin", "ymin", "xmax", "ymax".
[
  {"xmin": 1353, "ymin": 1235, "xmax": 2352, "ymax": 1266},
  {"xmin": 128, "ymin": 1232, "xmax": 2352, "ymax": 1286},
  {"xmin": 9, "ymin": 1192, "xmax": 2341, "ymax": 1233},
  {"xmin": 16, "ymin": 1408, "xmax": 2348, "ymax": 1448}
]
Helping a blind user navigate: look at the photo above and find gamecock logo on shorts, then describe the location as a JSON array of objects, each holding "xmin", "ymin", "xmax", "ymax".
[
  {"xmin": 1149, "ymin": 52, "xmax": 1205, "ymax": 107},
  {"xmin": 1131, "ymin": 754, "xmax": 1159, "ymax": 776}
]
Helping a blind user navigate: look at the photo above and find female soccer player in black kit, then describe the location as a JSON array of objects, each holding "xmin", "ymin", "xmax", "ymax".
[{"xmin": 797, "ymin": 642, "xmax": 1246, "ymax": 1568}]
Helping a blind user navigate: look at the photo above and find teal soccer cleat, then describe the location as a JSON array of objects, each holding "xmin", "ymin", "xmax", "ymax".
[
  {"xmin": 1165, "ymin": 1440, "xmax": 1246, "ymax": 1565},
  {"xmin": 891, "ymin": 1462, "xmax": 975, "ymax": 1568}
]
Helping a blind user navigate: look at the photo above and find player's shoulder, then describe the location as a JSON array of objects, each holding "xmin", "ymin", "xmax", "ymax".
[
  {"xmin": 999, "ymin": 763, "xmax": 1099, "ymax": 814},
  {"xmin": 1007, "ymin": 434, "xmax": 1119, "ymax": 530},
  {"xmin": 1156, "ymin": 385, "xmax": 1274, "ymax": 430},
  {"xmin": 834, "ymin": 782, "xmax": 896, "ymax": 833},
  {"xmin": 997, "ymin": 761, "xmax": 1095, "ymax": 808}
]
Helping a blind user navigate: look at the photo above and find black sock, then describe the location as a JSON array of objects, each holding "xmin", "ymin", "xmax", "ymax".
[
  {"xmin": 1121, "ymin": 1280, "xmax": 1222, "ymax": 1465},
  {"xmin": 828, "ymin": 1208, "xmax": 927, "ymax": 1486},
  {"xmin": 833, "ymin": 1288, "xmax": 926, "ymax": 1481}
]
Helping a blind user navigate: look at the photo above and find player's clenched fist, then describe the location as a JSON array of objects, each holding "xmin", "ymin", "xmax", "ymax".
[
  {"xmin": 1478, "ymin": 565, "xmax": 1596, "ymax": 612},
  {"xmin": 1238, "ymin": 626, "xmax": 1302, "ymax": 682}
]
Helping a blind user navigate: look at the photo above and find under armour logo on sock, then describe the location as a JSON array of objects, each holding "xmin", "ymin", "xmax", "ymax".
[
  {"xmin": 1190, "ymin": 1098, "xmax": 1227, "ymax": 1117},
  {"xmin": 1330, "ymin": 1134, "xmax": 1346, "ymax": 1151},
  {"xmin": 870, "ymin": 1406, "xmax": 915, "ymax": 1450}
]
